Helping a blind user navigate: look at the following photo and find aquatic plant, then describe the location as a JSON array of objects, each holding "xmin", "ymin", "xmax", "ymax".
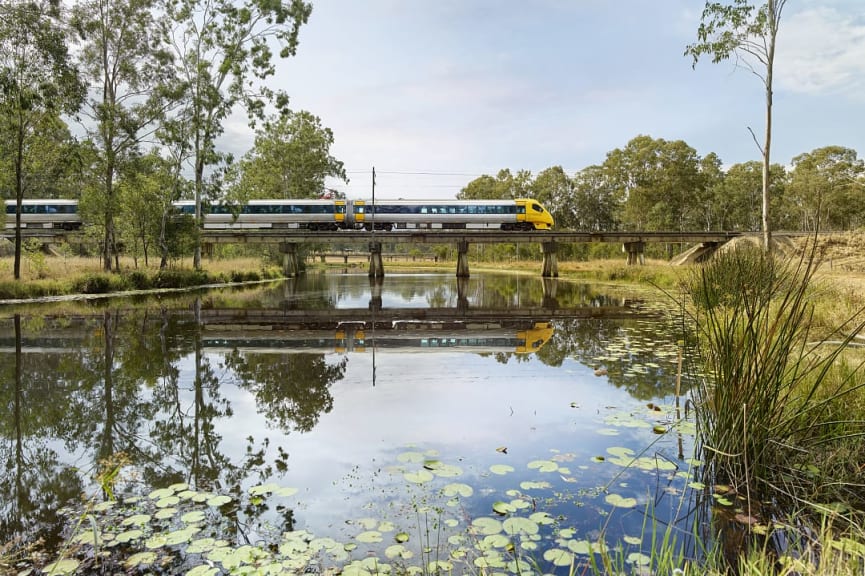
[{"xmin": 685, "ymin": 242, "xmax": 865, "ymax": 520}]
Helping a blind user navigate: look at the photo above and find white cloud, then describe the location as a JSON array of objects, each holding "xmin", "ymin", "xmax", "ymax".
[{"xmin": 776, "ymin": 7, "xmax": 865, "ymax": 95}]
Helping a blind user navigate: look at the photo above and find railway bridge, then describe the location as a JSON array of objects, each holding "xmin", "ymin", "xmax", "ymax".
[
  {"xmin": 197, "ymin": 229, "xmax": 743, "ymax": 278},
  {"xmin": 2, "ymin": 228, "xmax": 743, "ymax": 278}
]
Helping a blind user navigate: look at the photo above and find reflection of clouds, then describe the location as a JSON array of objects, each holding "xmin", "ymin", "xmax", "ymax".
[{"xmin": 210, "ymin": 348, "xmax": 686, "ymax": 534}]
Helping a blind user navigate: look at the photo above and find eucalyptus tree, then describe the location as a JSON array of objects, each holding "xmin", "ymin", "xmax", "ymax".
[
  {"xmin": 117, "ymin": 152, "xmax": 179, "ymax": 267},
  {"xmin": 72, "ymin": 0, "xmax": 176, "ymax": 272},
  {"xmin": 571, "ymin": 164, "xmax": 621, "ymax": 232},
  {"xmin": 458, "ymin": 169, "xmax": 533, "ymax": 200},
  {"xmin": 0, "ymin": 0, "xmax": 84, "ymax": 279},
  {"xmin": 531, "ymin": 166, "xmax": 575, "ymax": 229},
  {"xmin": 602, "ymin": 135, "xmax": 705, "ymax": 231},
  {"xmin": 686, "ymin": 0, "xmax": 788, "ymax": 250},
  {"xmin": 161, "ymin": 0, "xmax": 312, "ymax": 270},
  {"xmin": 235, "ymin": 110, "xmax": 347, "ymax": 200},
  {"xmin": 788, "ymin": 146, "xmax": 865, "ymax": 232}
]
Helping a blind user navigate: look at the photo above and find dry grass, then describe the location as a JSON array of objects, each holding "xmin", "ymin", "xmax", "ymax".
[{"xmin": 0, "ymin": 254, "xmax": 269, "ymax": 283}]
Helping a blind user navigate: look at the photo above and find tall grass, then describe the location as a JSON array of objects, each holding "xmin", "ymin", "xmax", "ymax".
[{"xmin": 685, "ymin": 243, "xmax": 865, "ymax": 516}]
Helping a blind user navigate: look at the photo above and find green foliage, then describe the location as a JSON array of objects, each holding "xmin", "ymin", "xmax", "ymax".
[
  {"xmin": 151, "ymin": 269, "xmax": 211, "ymax": 289},
  {"xmin": 787, "ymin": 146, "xmax": 865, "ymax": 232},
  {"xmin": 685, "ymin": 244, "xmax": 865, "ymax": 507},
  {"xmin": 74, "ymin": 273, "xmax": 130, "ymax": 294},
  {"xmin": 22, "ymin": 239, "xmax": 47, "ymax": 278},
  {"xmin": 232, "ymin": 110, "xmax": 347, "ymax": 200},
  {"xmin": 685, "ymin": 0, "xmax": 788, "ymax": 249}
]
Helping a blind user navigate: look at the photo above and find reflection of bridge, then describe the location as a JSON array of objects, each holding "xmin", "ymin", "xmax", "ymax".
[
  {"xmin": 203, "ymin": 322, "xmax": 555, "ymax": 355},
  {"xmin": 195, "ymin": 305, "xmax": 653, "ymax": 328},
  {"xmin": 2, "ymin": 228, "xmax": 744, "ymax": 277}
]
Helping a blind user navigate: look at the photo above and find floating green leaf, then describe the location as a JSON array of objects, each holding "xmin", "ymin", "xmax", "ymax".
[
  {"xmin": 480, "ymin": 534, "xmax": 510, "ymax": 549},
  {"xmin": 385, "ymin": 543, "xmax": 413, "ymax": 560},
  {"xmin": 397, "ymin": 451, "xmax": 424, "ymax": 463},
  {"xmin": 187, "ymin": 538, "xmax": 219, "ymax": 554},
  {"xmin": 404, "ymin": 470, "xmax": 434, "ymax": 484},
  {"xmin": 186, "ymin": 566, "xmax": 219, "ymax": 576},
  {"xmin": 356, "ymin": 531, "xmax": 383, "ymax": 543},
  {"xmin": 156, "ymin": 496, "xmax": 180, "ymax": 508},
  {"xmin": 489, "ymin": 464, "xmax": 514, "ymax": 475},
  {"xmin": 471, "ymin": 517, "xmax": 503, "ymax": 535},
  {"xmin": 623, "ymin": 535, "xmax": 642, "ymax": 545},
  {"xmin": 206, "ymin": 495, "xmax": 232, "ymax": 507},
  {"xmin": 442, "ymin": 482, "xmax": 473, "ymax": 497},
  {"xmin": 249, "ymin": 483, "xmax": 280, "ymax": 496},
  {"xmin": 125, "ymin": 551, "xmax": 158, "ymax": 568},
  {"xmin": 181, "ymin": 511, "xmax": 206, "ymax": 524},
  {"xmin": 543, "ymin": 548, "xmax": 574, "ymax": 567},
  {"xmin": 529, "ymin": 512, "xmax": 555, "ymax": 525},
  {"xmin": 627, "ymin": 552, "xmax": 651, "ymax": 566},
  {"xmin": 154, "ymin": 507, "xmax": 176, "ymax": 520},
  {"xmin": 605, "ymin": 494, "xmax": 638, "ymax": 508},
  {"xmin": 566, "ymin": 539, "xmax": 592, "ymax": 555},
  {"xmin": 503, "ymin": 517, "xmax": 540, "ymax": 536},
  {"xmin": 430, "ymin": 463, "xmax": 462, "ymax": 477},
  {"xmin": 122, "ymin": 514, "xmax": 151, "ymax": 526},
  {"xmin": 527, "ymin": 459, "xmax": 559, "ymax": 473},
  {"xmin": 395, "ymin": 532, "xmax": 410, "ymax": 543},
  {"xmin": 492, "ymin": 501, "xmax": 516, "ymax": 515},
  {"xmin": 148, "ymin": 487, "xmax": 175, "ymax": 500},
  {"xmin": 115, "ymin": 529, "xmax": 144, "ymax": 543}
]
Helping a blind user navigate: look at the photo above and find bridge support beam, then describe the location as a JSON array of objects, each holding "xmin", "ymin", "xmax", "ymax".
[
  {"xmin": 281, "ymin": 242, "xmax": 301, "ymax": 277},
  {"xmin": 541, "ymin": 241, "xmax": 558, "ymax": 277},
  {"xmin": 623, "ymin": 241, "xmax": 645, "ymax": 265},
  {"xmin": 456, "ymin": 240, "xmax": 470, "ymax": 278},
  {"xmin": 368, "ymin": 242, "xmax": 384, "ymax": 279}
]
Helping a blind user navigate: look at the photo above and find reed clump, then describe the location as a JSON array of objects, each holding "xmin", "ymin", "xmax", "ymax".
[{"xmin": 685, "ymin": 243, "xmax": 865, "ymax": 516}]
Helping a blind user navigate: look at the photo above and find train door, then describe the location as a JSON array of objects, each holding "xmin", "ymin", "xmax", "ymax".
[{"xmin": 515, "ymin": 200, "xmax": 528, "ymax": 225}]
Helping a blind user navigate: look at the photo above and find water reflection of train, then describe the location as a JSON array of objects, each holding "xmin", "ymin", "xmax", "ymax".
[
  {"xmin": 202, "ymin": 321, "xmax": 554, "ymax": 355},
  {"xmin": 5, "ymin": 198, "xmax": 554, "ymax": 231}
]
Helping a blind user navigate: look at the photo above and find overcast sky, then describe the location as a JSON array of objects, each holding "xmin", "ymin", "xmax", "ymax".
[{"xmin": 222, "ymin": 0, "xmax": 865, "ymax": 200}]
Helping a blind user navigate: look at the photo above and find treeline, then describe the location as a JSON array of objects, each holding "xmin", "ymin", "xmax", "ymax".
[
  {"xmin": 460, "ymin": 135, "xmax": 865, "ymax": 235},
  {"xmin": 2, "ymin": 2, "xmax": 864, "ymax": 280}
]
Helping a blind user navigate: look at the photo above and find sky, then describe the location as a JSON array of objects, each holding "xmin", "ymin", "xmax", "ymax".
[{"xmin": 222, "ymin": 0, "xmax": 865, "ymax": 200}]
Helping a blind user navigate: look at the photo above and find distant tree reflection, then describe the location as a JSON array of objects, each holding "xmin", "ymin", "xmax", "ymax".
[{"xmin": 223, "ymin": 351, "xmax": 346, "ymax": 433}]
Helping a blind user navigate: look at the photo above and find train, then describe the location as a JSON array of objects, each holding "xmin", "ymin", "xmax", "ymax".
[
  {"xmin": 5, "ymin": 197, "xmax": 554, "ymax": 231},
  {"xmin": 4, "ymin": 199, "xmax": 82, "ymax": 230}
]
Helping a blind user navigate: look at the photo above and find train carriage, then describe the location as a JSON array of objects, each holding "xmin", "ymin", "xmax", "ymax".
[
  {"xmin": 348, "ymin": 198, "xmax": 553, "ymax": 231},
  {"xmin": 174, "ymin": 199, "xmax": 347, "ymax": 231},
  {"xmin": 4, "ymin": 199, "xmax": 82, "ymax": 230}
]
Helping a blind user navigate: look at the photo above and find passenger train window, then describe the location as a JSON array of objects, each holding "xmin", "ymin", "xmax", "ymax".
[{"xmin": 532, "ymin": 203, "xmax": 544, "ymax": 212}]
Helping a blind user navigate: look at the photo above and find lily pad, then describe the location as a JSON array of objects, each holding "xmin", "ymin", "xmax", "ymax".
[
  {"xmin": 442, "ymin": 482, "xmax": 473, "ymax": 497},
  {"xmin": 543, "ymin": 548, "xmax": 574, "ymax": 567},
  {"xmin": 404, "ymin": 470, "xmax": 434, "ymax": 484},
  {"xmin": 605, "ymin": 493, "xmax": 638, "ymax": 508},
  {"xmin": 489, "ymin": 464, "xmax": 514, "ymax": 475}
]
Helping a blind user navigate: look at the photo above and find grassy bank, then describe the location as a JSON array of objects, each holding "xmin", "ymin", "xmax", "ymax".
[
  {"xmin": 0, "ymin": 256, "xmax": 282, "ymax": 300},
  {"xmin": 683, "ymin": 243, "xmax": 865, "ymax": 572}
]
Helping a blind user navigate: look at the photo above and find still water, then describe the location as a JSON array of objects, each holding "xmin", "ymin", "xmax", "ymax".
[{"xmin": 1, "ymin": 272, "xmax": 700, "ymax": 574}]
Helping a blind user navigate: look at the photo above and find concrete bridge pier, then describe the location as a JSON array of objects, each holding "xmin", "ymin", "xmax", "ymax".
[
  {"xmin": 281, "ymin": 242, "xmax": 301, "ymax": 277},
  {"xmin": 541, "ymin": 241, "xmax": 558, "ymax": 277},
  {"xmin": 368, "ymin": 242, "xmax": 384, "ymax": 278},
  {"xmin": 623, "ymin": 241, "xmax": 645, "ymax": 265},
  {"xmin": 456, "ymin": 240, "xmax": 470, "ymax": 278}
]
